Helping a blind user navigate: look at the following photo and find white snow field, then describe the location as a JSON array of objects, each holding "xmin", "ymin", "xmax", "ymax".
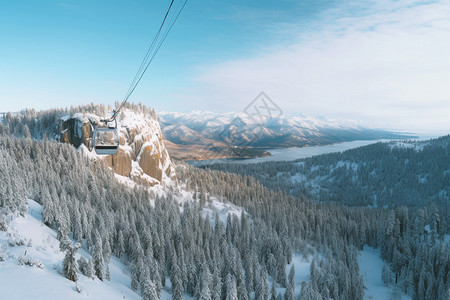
[
  {"xmin": 285, "ymin": 253, "xmax": 311, "ymax": 296},
  {"xmin": 0, "ymin": 199, "xmax": 140, "ymax": 300},
  {"xmin": 359, "ymin": 246, "xmax": 411, "ymax": 300}
]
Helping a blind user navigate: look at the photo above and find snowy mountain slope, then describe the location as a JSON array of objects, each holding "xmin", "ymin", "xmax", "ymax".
[
  {"xmin": 112, "ymin": 165, "xmax": 250, "ymax": 226},
  {"xmin": 158, "ymin": 111, "xmax": 412, "ymax": 160},
  {"xmin": 0, "ymin": 200, "xmax": 140, "ymax": 300},
  {"xmin": 0, "ymin": 188, "xmax": 314, "ymax": 300}
]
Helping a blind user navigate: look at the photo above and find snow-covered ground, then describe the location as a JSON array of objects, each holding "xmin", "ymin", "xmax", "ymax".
[
  {"xmin": 202, "ymin": 196, "xmax": 248, "ymax": 225},
  {"xmin": 0, "ymin": 200, "xmax": 140, "ymax": 300},
  {"xmin": 359, "ymin": 246, "xmax": 411, "ymax": 300},
  {"xmin": 285, "ymin": 254, "xmax": 311, "ymax": 296},
  {"xmin": 389, "ymin": 140, "xmax": 428, "ymax": 151}
]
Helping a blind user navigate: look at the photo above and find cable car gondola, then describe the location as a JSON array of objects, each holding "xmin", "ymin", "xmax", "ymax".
[
  {"xmin": 93, "ymin": 119, "xmax": 119, "ymax": 155},
  {"xmin": 89, "ymin": 0, "xmax": 187, "ymax": 156}
]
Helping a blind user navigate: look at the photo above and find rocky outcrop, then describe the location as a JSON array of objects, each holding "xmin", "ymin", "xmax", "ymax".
[
  {"xmin": 59, "ymin": 115, "xmax": 93, "ymax": 149},
  {"xmin": 139, "ymin": 145, "xmax": 163, "ymax": 182},
  {"xmin": 59, "ymin": 109, "xmax": 176, "ymax": 186},
  {"xmin": 104, "ymin": 148, "xmax": 133, "ymax": 177}
]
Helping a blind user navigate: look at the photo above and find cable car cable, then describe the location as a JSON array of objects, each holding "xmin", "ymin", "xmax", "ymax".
[
  {"xmin": 94, "ymin": 0, "xmax": 188, "ymax": 155},
  {"xmin": 119, "ymin": 0, "xmax": 187, "ymax": 112},
  {"xmin": 103, "ymin": 0, "xmax": 187, "ymax": 124},
  {"xmin": 124, "ymin": 0, "xmax": 175, "ymax": 102},
  {"xmin": 121, "ymin": 0, "xmax": 188, "ymax": 109}
]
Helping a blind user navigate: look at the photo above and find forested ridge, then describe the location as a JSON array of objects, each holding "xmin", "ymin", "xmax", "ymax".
[
  {"xmin": 181, "ymin": 163, "xmax": 449, "ymax": 299},
  {"xmin": 0, "ymin": 108, "xmax": 449, "ymax": 299},
  {"xmin": 1, "ymin": 102, "xmax": 157, "ymax": 141},
  {"xmin": 205, "ymin": 136, "xmax": 450, "ymax": 209}
]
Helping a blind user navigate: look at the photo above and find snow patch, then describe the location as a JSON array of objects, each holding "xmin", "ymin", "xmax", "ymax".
[
  {"xmin": 359, "ymin": 246, "xmax": 411, "ymax": 300},
  {"xmin": 203, "ymin": 197, "xmax": 247, "ymax": 225}
]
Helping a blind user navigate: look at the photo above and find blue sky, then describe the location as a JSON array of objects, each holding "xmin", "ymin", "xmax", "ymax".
[{"xmin": 1, "ymin": 0, "xmax": 449, "ymax": 132}]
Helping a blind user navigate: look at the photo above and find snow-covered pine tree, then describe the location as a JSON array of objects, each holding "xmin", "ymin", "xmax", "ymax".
[
  {"xmin": 116, "ymin": 230, "xmax": 125, "ymax": 258},
  {"xmin": 255, "ymin": 267, "xmax": 269, "ymax": 300},
  {"xmin": 236, "ymin": 271, "xmax": 248, "ymax": 300},
  {"xmin": 105, "ymin": 264, "xmax": 111, "ymax": 281},
  {"xmin": 212, "ymin": 264, "xmax": 222, "ymax": 300},
  {"xmin": 93, "ymin": 231, "xmax": 105, "ymax": 281},
  {"xmin": 270, "ymin": 281, "xmax": 277, "ymax": 300},
  {"xmin": 170, "ymin": 253, "xmax": 184, "ymax": 300},
  {"xmin": 142, "ymin": 278, "xmax": 158, "ymax": 300},
  {"xmin": 276, "ymin": 254, "xmax": 287, "ymax": 287},
  {"xmin": 63, "ymin": 243, "xmax": 79, "ymax": 282},
  {"xmin": 299, "ymin": 281, "xmax": 322, "ymax": 300},
  {"xmin": 382, "ymin": 264, "xmax": 393, "ymax": 286},
  {"xmin": 225, "ymin": 274, "xmax": 238, "ymax": 300},
  {"xmin": 285, "ymin": 265, "xmax": 295, "ymax": 300},
  {"xmin": 199, "ymin": 264, "xmax": 212, "ymax": 300}
]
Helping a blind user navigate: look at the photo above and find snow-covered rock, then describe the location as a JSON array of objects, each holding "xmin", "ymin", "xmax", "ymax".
[{"xmin": 59, "ymin": 108, "xmax": 176, "ymax": 186}]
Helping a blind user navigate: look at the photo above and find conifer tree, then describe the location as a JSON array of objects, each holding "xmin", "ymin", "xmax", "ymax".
[
  {"xmin": 87, "ymin": 258, "xmax": 95, "ymax": 279},
  {"xmin": 142, "ymin": 278, "xmax": 158, "ymax": 300},
  {"xmin": 93, "ymin": 232, "xmax": 105, "ymax": 281},
  {"xmin": 63, "ymin": 243, "xmax": 79, "ymax": 282},
  {"xmin": 285, "ymin": 265, "xmax": 295, "ymax": 300},
  {"xmin": 382, "ymin": 264, "xmax": 393, "ymax": 286},
  {"xmin": 270, "ymin": 281, "xmax": 277, "ymax": 300},
  {"xmin": 225, "ymin": 274, "xmax": 238, "ymax": 300},
  {"xmin": 199, "ymin": 264, "xmax": 212, "ymax": 300}
]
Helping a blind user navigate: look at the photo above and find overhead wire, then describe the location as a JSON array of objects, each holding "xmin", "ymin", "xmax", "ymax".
[
  {"xmin": 120, "ymin": 0, "xmax": 188, "ymax": 106},
  {"xmin": 123, "ymin": 0, "xmax": 175, "ymax": 103},
  {"xmin": 104, "ymin": 0, "xmax": 188, "ymax": 123}
]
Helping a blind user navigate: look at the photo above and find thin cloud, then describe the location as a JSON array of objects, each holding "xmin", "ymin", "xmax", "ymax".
[{"xmin": 190, "ymin": 0, "xmax": 450, "ymax": 132}]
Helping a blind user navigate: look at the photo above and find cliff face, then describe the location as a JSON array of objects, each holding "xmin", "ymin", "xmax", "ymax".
[
  {"xmin": 59, "ymin": 116, "xmax": 93, "ymax": 149},
  {"xmin": 58, "ymin": 109, "xmax": 176, "ymax": 186}
]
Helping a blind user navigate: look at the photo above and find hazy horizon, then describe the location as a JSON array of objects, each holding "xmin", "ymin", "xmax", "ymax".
[{"xmin": 2, "ymin": 103, "xmax": 448, "ymax": 138}]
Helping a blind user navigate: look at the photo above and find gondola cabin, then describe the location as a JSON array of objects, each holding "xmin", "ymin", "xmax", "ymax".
[{"xmin": 93, "ymin": 127, "xmax": 119, "ymax": 155}]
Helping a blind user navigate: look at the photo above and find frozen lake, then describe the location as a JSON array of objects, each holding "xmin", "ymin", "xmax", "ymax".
[
  {"xmin": 191, "ymin": 140, "xmax": 387, "ymax": 166},
  {"xmin": 190, "ymin": 133, "xmax": 444, "ymax": 166},
  {"xmin": 230, "ymin": 140, "xmax": 389, "ymax": 164}
]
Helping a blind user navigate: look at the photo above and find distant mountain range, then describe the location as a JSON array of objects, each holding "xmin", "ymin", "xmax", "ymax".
[{"xmin": 158, "ymin": 111, "xmax": 414, "ymax": 160}]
